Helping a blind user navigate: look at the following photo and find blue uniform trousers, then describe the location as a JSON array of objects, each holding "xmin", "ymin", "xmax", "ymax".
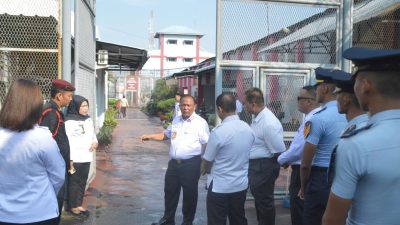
[{"xmin": 303, "ymin": 167, "xmax": 331, "ymax": 225}]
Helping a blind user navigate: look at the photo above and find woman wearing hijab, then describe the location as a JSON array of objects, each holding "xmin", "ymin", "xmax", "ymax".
[{"xmin": 65, "ymin": 95, "xmax": 98, "ymax": 217}]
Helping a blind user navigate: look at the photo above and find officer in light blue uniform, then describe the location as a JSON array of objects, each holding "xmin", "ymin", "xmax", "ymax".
[
  {"xmin": 278, "ymin": 86, "xmax": 320, "ymax": 225},
  {"xmin": 327, "ymin": 70, "xmax": 368, "ymax": 182},
  {"xmin": 323, "ymin": 48, "xmax": 400, "ymax": 225},
  {"xmin": 300, "ymin": 67, "xmax": 347, "ymax": 225}
]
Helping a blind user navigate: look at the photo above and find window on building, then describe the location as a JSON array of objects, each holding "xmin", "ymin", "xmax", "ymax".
[
  {"xmin": 183, "ymin": 40, "xmax": 193, "ymax": 45},
  {"xmin": 167, "ymin": 57, "xmax": 177, "ymax": 62},
  {"xmin": 183, "ymin": 58, "xmax": 193, "ymax": 63},
  {"xmin": 167, "ymin": 39, "xmax": 177, "ymax": 45}
]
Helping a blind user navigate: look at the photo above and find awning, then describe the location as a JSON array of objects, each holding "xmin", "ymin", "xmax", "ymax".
[
  {"xmin": 258, "ymin": 0, "xmax": 400, "ymax": 53},
  {"xmin": 96, "ymin": 41, "xmax": 148, "ymax": 71}
]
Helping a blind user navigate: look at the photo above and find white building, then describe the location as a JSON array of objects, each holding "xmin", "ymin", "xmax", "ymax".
[{"xmin": 141, "ymin": 25, "xmax": 214, "ymax": 78}]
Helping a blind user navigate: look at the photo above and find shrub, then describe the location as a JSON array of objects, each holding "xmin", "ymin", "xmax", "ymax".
[
  {"xmin": 108, "ymin": 98, "xmax": 118, "ymax": 110},
  {"xmin": 207, "ymin": 114, "xmax": 216, "ymax": 126},
  {"xmin": 146, "ymin": 100, "xmax": 158, "ymax": 115},
  {"xmin": 164, "ymin": 111, "xmax": 173, "ymax": 122},
  {"xmin": 97, "ymin": 125, "xmax": 113, "ymax": 146},
  {"xmin": 157, "ymin": 98, "xmax": 175, "ymax": 113},
  {"xmin": 104, "ymin": 108, "xmax": 117, "ymax": 128}
]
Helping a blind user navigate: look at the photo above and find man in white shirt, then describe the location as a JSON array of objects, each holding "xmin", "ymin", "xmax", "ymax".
[
  {"xmin": 141, "ymin": 95, "xmax": 210, "ymax": 225},
  {"xmin": 278, "ymin": 86, "xmax": 320, "ymax": 225},
  {"xmin": 201, "ymin": 93, "xmax": 255, "ymax": 225},
  {"xmin": 244, "ymin": 87, "xmax": 286, "ymax": 225},
  {"xmin": 173, "ymin": 93, "xmax": 182, "ymax": 119},
  {"xmin": 236, "ymin": 99, "xmax": 243, "ymax": 114}
]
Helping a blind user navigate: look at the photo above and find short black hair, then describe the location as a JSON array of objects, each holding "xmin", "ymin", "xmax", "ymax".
[
  {"xmin": 363, "ymin": 70, "xmax": 400, "ymax": 98},
  {"xmin": 51, "ymin": 87, "xmax": 63, "ymax": 98},
  {"xmin": 302, "ymin": 85, "xmax": 316, "ymax": 99},
  {"xmin": 180, "ymin": 94, "xmax": 197, "ymax": 104},
  {"xmin": 216, "ymin": 93, "xmax": 236, "ymax": 113},
  {"xmin": 245, "ymin": 87, "xmax": 264, "ymax": 106}
]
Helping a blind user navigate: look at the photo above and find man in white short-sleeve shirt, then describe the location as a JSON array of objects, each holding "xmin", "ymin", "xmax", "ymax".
[
  {"xmin": 244, "ymin": 87, "xmax": 286, "ymax": 225},
  {"xmin": 141, "ymin": 95, "xmax": 209, "ymax": 225},
  {"xmin": 201, "ymin": 93, "xmax": 255, "ymax": 225}
]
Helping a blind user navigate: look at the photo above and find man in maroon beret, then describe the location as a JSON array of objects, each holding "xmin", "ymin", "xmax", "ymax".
[{"xmin": 39, "ymin": 79, "xmax": 75, "ymax": 223}]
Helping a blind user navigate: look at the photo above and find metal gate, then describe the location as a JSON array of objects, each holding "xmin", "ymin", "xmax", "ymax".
[{"xmin": 0, "ymin": 0, "xmax": 60, "ymax": 108}]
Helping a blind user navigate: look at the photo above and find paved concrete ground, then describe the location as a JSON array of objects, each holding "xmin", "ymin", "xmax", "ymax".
[{"xmin": 61, "ymin": 108, "xmax": 291, "ymax": 225}]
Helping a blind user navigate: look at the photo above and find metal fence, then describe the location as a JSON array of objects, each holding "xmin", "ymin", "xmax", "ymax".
[
  {"xmin": 216, "ymin": 0, "xmax": 400, "ymax": 197},
  {"xmin": 0, "ymin": 0, "xmax": 60, "ymax": 107},
  {"xmin": 352, "ymin": 0, "xmax": 400, "ymax": 50}
]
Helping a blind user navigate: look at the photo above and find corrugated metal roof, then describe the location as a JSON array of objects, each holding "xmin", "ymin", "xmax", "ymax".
[
  {"xmin": 154, "ymin": 25, "xmax": 203, "ymax": 38},
  {"xmin": 258, "ymin": 0, "xmax": 400, "ymax": 53},
  {"xmin": 96, "ymin": 41, "xmax": 148, "ymax": 71}
]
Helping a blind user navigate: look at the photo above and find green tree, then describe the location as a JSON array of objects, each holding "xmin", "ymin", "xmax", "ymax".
[{"xmin": 145, "ymin": 79, "xmax": 177, "ymax": 116}]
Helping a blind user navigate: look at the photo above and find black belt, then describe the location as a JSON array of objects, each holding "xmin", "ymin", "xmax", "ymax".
[
  {"xmin": 171, "ymin": 155, "xmax": 200, "ymax": 164},
  {"xmin": 291, "ymin": 165, "xmax": 300, "ymax": 169},
  {"xmin": 311, "ymin": 166, "xmax": 328, "ymax": 172},
  {"xmin": 249, "ymin": 157, "xmax": 276, "ymax": 162}
]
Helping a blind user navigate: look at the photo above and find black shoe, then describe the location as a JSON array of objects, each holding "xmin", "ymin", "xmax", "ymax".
[
  {"xmin": 70, "ymin": 210, "xmax": 89, "ymax": 218},
  {"xmin": 80, "ymin": 210, "xmax": 90, "ymax": 217},
  {"xmin": 151, "ymin": 218, "xmax": 175, "ymax": 225},
  {"xmin": 181, "ymin": 222, "xmax": 193, "ymax": 225}
]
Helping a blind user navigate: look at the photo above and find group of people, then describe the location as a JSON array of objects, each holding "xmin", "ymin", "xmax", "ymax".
[
  {"xmin": 0, "ymin": 79, "xmax": 97, "ymax": 225},
  {"xmin": 1, "ymin": 46, "xmax": 400, "ymax": 225},
  {"xmin": 141, "ymin": 89, "xmax": 286, "ymax": 225},
  {"xmin": 141, "ymin": 47, "xmax": 400, "ymax": 225}
]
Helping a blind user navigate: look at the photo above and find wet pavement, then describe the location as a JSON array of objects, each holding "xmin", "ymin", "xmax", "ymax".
[{"xmin": 61, "ymin": 108, "xmax": 291, "ymax": 225}]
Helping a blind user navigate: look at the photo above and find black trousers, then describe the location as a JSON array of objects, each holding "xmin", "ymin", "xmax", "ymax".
[
  {"xmin": 303, "ymin": 168, "xmax": 331, "ymax": 225},
  {"xmin": 207, "ymin": 181, "xmax": 248, "ymax": 225},
  {"xmin": 162, "ymin": 155, "xmax": 201, "ymax": 224},
  {"xmin": 121, "ymin": 107, "xmax": 127, "ymax": 118},
  {"xmin": 56, "ymin": 171, "xmax": 67, "ymax": 224},
  {"xmin": 0, "ymin": 218, "xmax": 58, "ymax": 225},
  {"xmin": 248, "ymin": 157, "xmax": 280, "ymax": 225},
  {"xmin": 68, "ymin": 162, "xmax": 90, "ymax": 208},
  {"xmin": 289, "ymin": 165, "xmax": 304, "ymax": 225}
]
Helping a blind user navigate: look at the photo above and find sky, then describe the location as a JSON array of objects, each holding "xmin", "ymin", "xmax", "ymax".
[{"xmin": 96, "ymin": 0, "xmax": 217, "ymax": 53}]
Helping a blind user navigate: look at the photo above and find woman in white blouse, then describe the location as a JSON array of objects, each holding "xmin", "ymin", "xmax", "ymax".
[{"xmin": 65, "ymin": 95, "xmax": 98, "ymax": 217}]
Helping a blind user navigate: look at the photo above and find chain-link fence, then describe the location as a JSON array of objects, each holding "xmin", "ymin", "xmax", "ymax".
[
  {"xmin": 0, "ymin": 0, "xmax": 60, "ymax": 107},
  {"xmin": 352, "ymin": 0, "xmax": 400, "ymax": 50},
  {"xmin": 220, "ymin": 0, "xmax": 340, "ymax": 64}
]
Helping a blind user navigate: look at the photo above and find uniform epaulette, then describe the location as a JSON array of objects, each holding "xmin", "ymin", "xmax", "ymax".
[
  {"xmin": 313, "ymin": 106, "xmax": 327, "ymax": 115},
  {"xmin": 341, "ymin": 123, "xmax": 373, "ymax": 138}
]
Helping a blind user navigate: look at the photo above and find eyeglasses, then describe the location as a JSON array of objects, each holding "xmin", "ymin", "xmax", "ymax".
[{"xmin": 297, "ymin": 97, "xmax": 315, "ymax": 101}]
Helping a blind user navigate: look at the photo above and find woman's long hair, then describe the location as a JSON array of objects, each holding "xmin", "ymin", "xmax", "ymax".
[{"xmin": 0, "ymin": 79, "xmax": 43, "ymax": 132}]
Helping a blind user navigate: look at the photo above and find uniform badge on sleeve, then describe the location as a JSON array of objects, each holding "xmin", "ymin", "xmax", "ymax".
[
  {"xmin": 304, "ymin": 121, "xmax": 312, "ymax": 138},
  {"xmin": 171, "ymin": 131, "xmax": 177, "ymax": 139}
]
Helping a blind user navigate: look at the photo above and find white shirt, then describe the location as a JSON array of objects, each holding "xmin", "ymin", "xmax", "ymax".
[
  {"xmin": 165, "ymin": 113, "xmax": 209, "ymax": 159},
  {"xmin": 278, "ymin": 107, "xmax": 321, "ymax": 166},
  {"xmin": 236, "ymin": 100, "xmax": 243, "ymax": 113},
  {"xmin": 0, "ymin": 126, "xmax": 65, "ymax": 223},
  {"xmin": 120, "ymin": 98, "xmax": 129, "ymax": 107},
  {"xmin": 173, "ymin": 102, "xmax": 182, "ymax": 119},
  {"xmin": 250, "ymin": 107, "xmax": 286, "ymax": 159},
  {"xmin": 65, "ymin": 118, "xmax": 98, "ymax": 163},
  {"xmin": 203, "ymin": 115, "xmax": 254, "ymax": 193}
]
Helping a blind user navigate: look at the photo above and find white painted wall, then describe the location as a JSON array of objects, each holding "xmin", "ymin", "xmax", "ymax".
[{"xmin": 141, "ymin": 32, "xmax": 214, "ymax": 77}]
